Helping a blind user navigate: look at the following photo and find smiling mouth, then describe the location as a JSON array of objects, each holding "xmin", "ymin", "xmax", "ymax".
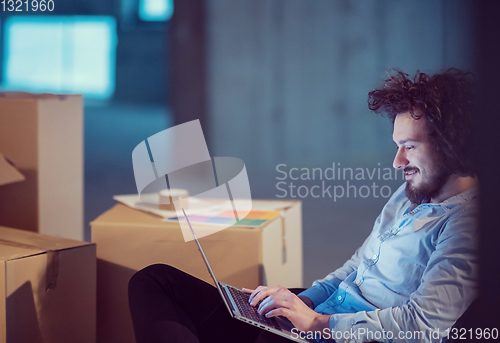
[{"xmin": 404, "ymin": 169, "xmax": 419, "ymax": 180}]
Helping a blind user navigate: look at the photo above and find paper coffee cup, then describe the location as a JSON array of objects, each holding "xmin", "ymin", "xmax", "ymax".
[{"xmin": 159, "ymin": 188, "xmax": 189, "ymax": 211}]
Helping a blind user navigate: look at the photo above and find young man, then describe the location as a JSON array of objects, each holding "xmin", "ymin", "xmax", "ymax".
[{"xmin": 128, "ymin": 69, "xmax": 478, "ymax": 343}]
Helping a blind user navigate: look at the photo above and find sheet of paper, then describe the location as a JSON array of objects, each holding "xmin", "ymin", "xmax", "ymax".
[
  {"xmin": 113, "ymin": 194, "xmax": 290, "ymax": 227},
  {"xmin": 113, "ymin": 194, "xmax": 230, "ymax": 218}
]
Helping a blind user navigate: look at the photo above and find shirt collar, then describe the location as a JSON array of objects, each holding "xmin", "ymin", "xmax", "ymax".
[
  {"xmin": 438, "ymin": 185, "xmax": 478, "ymax": 211},
  {"xmin": 399, "ymin": 183, "xmax": 478, "ymax": 214}
]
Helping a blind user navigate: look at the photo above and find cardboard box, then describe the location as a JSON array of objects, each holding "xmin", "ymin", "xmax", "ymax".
[
  {"xmin": 0, "ymin": 226, "xmax": 96, "ymax": 343},
  {"xmin": 0, "ymin": 93, "xmax": 84, "ymax": 240},
  {"xmin": 91, "ymin": 200, "xmax": 302, "ymax": 343},
  {"xmin": 0, "ymin": 152, "xmax": 25, "ymax": 187}
]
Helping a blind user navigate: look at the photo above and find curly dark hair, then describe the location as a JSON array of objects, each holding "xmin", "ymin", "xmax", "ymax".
[{"xmin": 368, "ymin": 68, "xmax": 476, "ymax": 176}]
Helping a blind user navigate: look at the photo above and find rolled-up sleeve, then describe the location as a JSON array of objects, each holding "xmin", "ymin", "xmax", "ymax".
[
  {"xmin": 324, "ymin": 210, "xmax": 478, "ymax": 343},
  {"xmin": 298, "ymin": 232, "xmax": 372, "ymax": 308}
]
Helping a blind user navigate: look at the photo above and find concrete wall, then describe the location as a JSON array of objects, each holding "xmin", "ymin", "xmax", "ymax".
[
  {"xmin": 206, "ymin": 0, "xmax": 474, "ymax": 175},
  {"xmin": 205, "ymin": 0, "xmax": 474, "ymax": 283}
]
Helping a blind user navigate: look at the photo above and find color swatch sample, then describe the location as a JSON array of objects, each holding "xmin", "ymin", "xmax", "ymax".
[{"xmin": 168, "ymin": 210, "xmax": 282, "ymax": 227}]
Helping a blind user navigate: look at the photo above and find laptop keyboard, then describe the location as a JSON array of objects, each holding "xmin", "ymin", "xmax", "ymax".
[{"xmin": 227, "ymin": 286, "xmax": 282, "ymax": 330}]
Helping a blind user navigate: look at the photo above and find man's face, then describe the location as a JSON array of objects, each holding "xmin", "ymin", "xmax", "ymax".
[{"xmin": 392, "ymin": 112, "xmax": 450, "ymax": 204}]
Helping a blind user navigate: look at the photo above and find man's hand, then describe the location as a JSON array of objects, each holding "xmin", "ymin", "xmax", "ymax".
[
  {"xmin": 242, "ymin": 286, "xmax": 283, "ymax": 307},
  {"xmin": 242, "ymin": 286, "xmax": 330, "ymax": 332}
]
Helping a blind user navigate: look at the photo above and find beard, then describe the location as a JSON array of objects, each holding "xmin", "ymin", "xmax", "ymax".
[{"xmin": 405, "ymin": 164, "xmax": 450, "ymax": 205}]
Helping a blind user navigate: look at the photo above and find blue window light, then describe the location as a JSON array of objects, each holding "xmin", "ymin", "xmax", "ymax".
[
  {"xmin": 3, "ymin": 16, "xmax": 117, "ymax": 99},
  {"xmin": 139, "ymin": 0, "xmax": 173, "ymax": 22}
]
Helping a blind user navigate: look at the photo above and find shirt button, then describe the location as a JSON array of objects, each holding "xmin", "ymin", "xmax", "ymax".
[
  {"xmin": 392, "ymin": 228, "xmax": 398, "ymax": 234},
  {"xmin": 372, "ymin": 254, "xmax": 378, "ymax": 260},
  {"xmin": 355, "ymin": 280, "xmax": 361, "ymax": 286},
  {"xmin": 337, "ymin": 295, "xmax": 342, "ymax": 300}
]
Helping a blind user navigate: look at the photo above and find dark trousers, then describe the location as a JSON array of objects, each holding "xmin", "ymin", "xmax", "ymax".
[{"xmin": 128, "ymin": 264, "xmax": 306, "ymax": 343}]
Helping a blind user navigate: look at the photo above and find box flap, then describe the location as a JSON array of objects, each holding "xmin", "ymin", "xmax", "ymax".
[
  {"xmin": 0, "ymin": 240, "xmax": 46, "ymax": 261},
  {"xmin": 0, "ymin": 92, "xmax": 80, "ymax": 100},
  {"xmin": 91, "ymin": 203, "xmax": 175, "ymax": 228},
  {"xmin": 0, "ymin": 152, "xmax": 25, "ymax": 186},
  {"xmin": 0, "ymin": 226, "xmax": 92, "ymax": 261}
]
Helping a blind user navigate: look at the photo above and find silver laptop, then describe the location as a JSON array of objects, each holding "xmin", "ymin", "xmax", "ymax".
[{"xmin": 182, "ymin": 209, "xmax": 309, "ymax": 343}]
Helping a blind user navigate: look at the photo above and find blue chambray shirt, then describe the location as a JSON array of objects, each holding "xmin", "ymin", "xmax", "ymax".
[{"xmin": 299, "ymin": 183, "xmax": 478, "ymax": 343}]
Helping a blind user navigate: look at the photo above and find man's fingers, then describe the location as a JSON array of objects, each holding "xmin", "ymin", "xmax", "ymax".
[
  {"xmin": 250, "ymin": 286, "xmax": 274, "ymax": 305},
  {"xmin": 265, "ymin": 307, "xmax": 291, "ymax": 319},
  {"xmin": 250, "ymin": 291, "xmax": 267, "ymax": 306},
  {"xmin": 248, "ymin": 286, "xmax": 263, "ymax": 303},
  {"xmin": 258, "ymin": 293, "xmax": 292, "ymax": 315},
  {"xmin": 249, "ymin": 285, "xmax": 287, "ymax": 306},
  {"xmin": 257, "ymin": 294, "xmax": 273, "ymax": 313},
  {"xmin": 249, "ymin": 286, "xmax": 267, "ymax": 304},
  {"xmin": 258, "ymin": 296, "xmax": 281, "ymax": 315},
  {"xmin": 241, "ymin": 288, "xmax": 254, "ymax": 294},
  {"xmin": 252, "ymin": 289, "xmax": 275, "ymax": 306}
]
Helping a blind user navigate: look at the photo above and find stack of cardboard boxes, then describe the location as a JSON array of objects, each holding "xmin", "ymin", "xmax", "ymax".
[
  {"xmin": 0, "ymin": 93, "xmax": 84, "ymax": 240},
  {"xmin": 0, "ymin": 93, "xmax": 95, "ymax": 343},
  {"xmin": 0, "ymin": 93, "xmax": 304, "ymax": 343}
]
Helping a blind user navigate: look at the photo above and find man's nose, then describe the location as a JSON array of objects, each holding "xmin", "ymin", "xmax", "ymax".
[{"xmin": 393, "ymin": 148, "xmax": 409, "ymax": 169}]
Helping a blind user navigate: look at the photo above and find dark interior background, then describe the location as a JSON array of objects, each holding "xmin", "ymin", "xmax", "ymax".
[{"xmin": 1, "ymin": 2, "xmax": 498, "ymax": 324}]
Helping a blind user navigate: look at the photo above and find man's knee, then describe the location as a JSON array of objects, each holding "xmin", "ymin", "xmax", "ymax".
[{"xmin": 128, "ymin": 264, "xmax": 178, "ymax": 294}]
